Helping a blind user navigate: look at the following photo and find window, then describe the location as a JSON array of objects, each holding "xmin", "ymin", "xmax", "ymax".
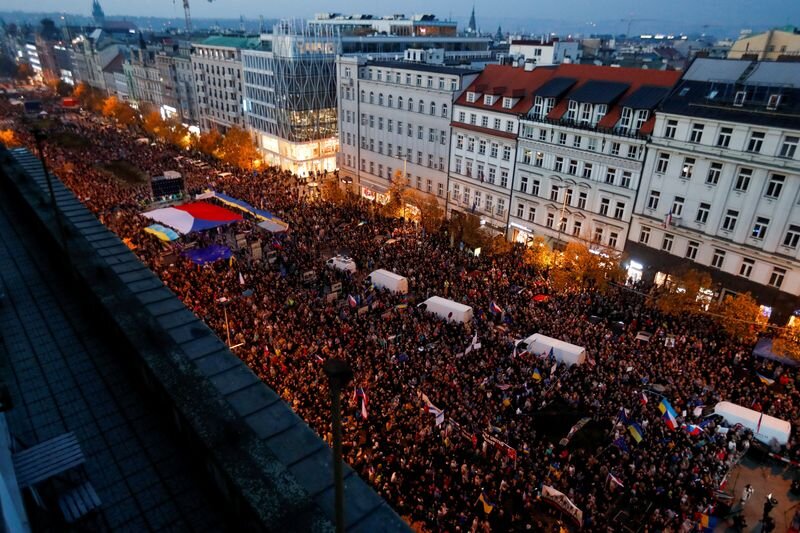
[
  {"xmin": 735, "ymin": 258, "xmax": 754, "ymax": 278},
  {"xmin": 500, "ymin": 169, "xmax": 509, "ymax": 188},
  {"xmin": 747, "ymin": 131, "xmax": 765, "ymax": 153},
  {"xmin": 517, "ymin": 203, "xmax": 525, "ymax": 218},
  {"xmin": 565, "ymin": 189, "xmax": 573, "ymax": 206},
  {"xmin": 577, "ymin": 192, "xmax": 587, "ymax": 210},
  {"xmin": 466, "ymin": 91, "xmax": 478, "ymax": 103},
  {"xmin": 752, "ymin": 217, "xmax": 770, "ymax": 239},
  {"xmin": 711, "ymin": 249, "xmax": 726, "ymax": 269},
  {"xmin": 766, "ymin": 174, "xmax": 785, "ymax": 199},
  {"xmin": 706, "ymin": 162, "xmax": 722, "ymax": 185},
  {"xmin": 573, "ymin": 135, "xmax": 582, "ymax": 148},
  {"xmin": 481, "ymin": 116, "xmax": 489, "ymax": 128},
  {"xmin": 582, "ymin": 163, "xmax": 593, "ymax": 179},
  {"xmin": 769, "ymin": 267, "xmax": 786, "ymax": 288},
  {"xmin": 477, "ymin": 163, "xmax": 485, "ymax": 181},
  {"xmin": 506, "ymin": 121, "xmax": 514, "ymax": 133},
  {"xmin": 430, "ymin": 102, "xmax": 436, "ymax": 115},
  {"xmin": 568, "ymin": 160, "xmax": 578, "ymax": 175},
  {"xmin": 550, "ymin": 185, "xmax": 559, "ymax": 201},
  {"xmin": 690, "ymin": 123, "xmax": 704, "ymax": 143},
  {"xmin": 567, "ymin": 100, "xmax": 579, "ymax": 121},
  {"xmin": 572, "ymin": 220, "xmax": 582, "ymax": 237},
  {"xmin": 441, "ymin": 131, "xmax": 446, "ymax": 145},
  {"xmin": 620, "ymin": 171, "xmax": 632, "ymax": 189},
  {"xmin": 734, "ymin": 91, "xmax": 746, "ymax": 107},
  {"xmin": 554, "ymin": 157, "xmax": 564, "ymax": 173},
  {"xmin": 594, "ymin": 226, "xmax": 603, "ymax": 243},
  {"xmin": 456, "ymin": 134, "xmax": 464, "ymax": 149},
  {"xmin": 465, "ymin": 160, "xmax": 472, "ymax": 177},
  {"xmin": 610, "ymin": 142, "xmax": 621, "ymax": 156},
  {"xmin": 520, "ymin": 175, "xmax": 528, "ymax": 193},
  {"xmin": 455, "ymin": 158, "xmax": 462, "ymax": 174},
  {"xmin": 539, "ymin": 129, "xmax": 548, "ymax": 142},
  {"xmin": 479, "ymin": 140, "xmax": 487, "ymax": 155},
  {"xmin": 490, "ymin": 143, "xmax": 498, "ymax": 158},
  {"xmin": 427, "ymin": 179, "xmax": 434, "ymax": 193},
  {"xmin": 627, "ymin": 145, "xmax": 639, "ymax": 159},
  {"xmin": 680, "ymin": 158, "xmax": 695, "ymax": 179},
  {"xmin": 619, "ymin": 107, "xmax": 632, "ymax": 130},
  {"xmin": 534, "ymin": 151, "xmax": 544, "ymax": 167},
  {"xmin": 485, "ymin": 194, "xmax": 493, "ymax": 213},
  {"xmin": 716, "ymin": 127, "xmax": 732, "ymax": 148},
  {"xmin": 452, "ymin": 183, "xmax": 460, "ymax": 203},
  {"xmin": 558, "ymin": 132, "xmax": 567, "ymax": 145},
  {"xmin": 527, "ymin": 206, "xmax": 536, "ymax": 222},
  {"xmin": 587, "ymin": 138, "xmax": 597, "ymax": 151},
  {"xmin": 633, "ymin": 110, "xmax": 649, "ymax": 132},
  {"xmin": 457, "ymin": 110, "xmax": 464, "ymax": 122},
  {"xmin": 783, "ymin": 225, "xmax": 800, "ymax": 248},
  {"xmin": 614, "ymin": 202, "xmax": 625, "ymax": 220},
  {"xmin": 661, "ymin": 234, "xmax": 674, "ymax": 252},
  {"xmin": 531, "ymin": 180, "xmax": 540, "ymax": 196},
  {"xmin": 600, "ymin": 198, "xmax": 610, "ymax": 216},
  {"xmin": 722, "ymin": 209, "xmax": 738, "ymax": 232},
  {"xmin": 734, "ymin": 168, "xmax": 752, "ymax": 191},
  {"xmin": 639, "ymin": 226, "xmax": 650, "ymax": 244},
  {"xmin": 686, "ymin": 241, "xmax": 699, "ymax": 260},
  {"xmin": 664, "ymin": 119, "xmax": 677, "ymax": 139},
  {"xmin": 558, "ymin": 217, "xmax": 567, "ymax": 233},
  {"xmin": 531, "ymin": 96, "xmax": 544, "ymax": 118},
  {"xmin": 502, "ymin": 146, "xmax": 512, "ymax": 161},
  {"xmin": 656, "ymin": 153, "xmax": 670, "ymax": 174},
  {"xmin": 467, "ymin": 137, "xmax": 475, "ymax": 152},
  {"xmin": 442, "ymin": 104, "xmax": 448, "ymax": 118},
  {"xmin": 546, "ymin": 213, "xmax": 555, "ymax": 228},
  {"xmin": 418, "ymin": 126, "xmax": 424, "ymax": 140},
  {"xmin": 608, "ymin": 232, "xmax": 619, "ymax": 248},
  {"xmin": 696, "ymin": 203, "xmax": 710, "ymax": 224},
  {"xmin": 387, "ymin": 119, "xmax": 393, "ymax": 133},
  {"xmin": 672, "ymin": 197, "xmax": 684, "ymax": 217},
  {"xmin": 497, "ymin": 199, "xmax": 506, "ymax": 216},
  {"xmin": 469, "ymin": 113, "xmax": 477, "ymax": 125},
  {"xmin": 780, "ymin": 136, "xmax": 798, "ymax": 159},
  {"xmin": 605, "ymin": 168, "xmax": 616, "ymax": 185},
  {"xmin": 417, "ymin": 100, "xmax": 424, "ymax": 113}
]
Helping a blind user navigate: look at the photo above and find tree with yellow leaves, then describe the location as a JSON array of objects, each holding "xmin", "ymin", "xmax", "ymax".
[
  {"xmin": 549, "ymin": 241, "xmax": 623, "ymax": 292},
  {"xmin": 773, "ymin": 320, "xmax": 800, "ymax": 362},
  {"xmin": 648, "ymin": 268, "xmax": 713, "ymax": 316},
  {"xmin": 0, "ymin": 130, "xmax": 19, "ymax": 148},
  {"xmin": 403, "ymin": 189, "xmax": 444, "ymax": 233},
  {"xmin": 101, "ymin": 96, "xmax": 138, "ymax": 126},
  {"xmin": 219, "ymin": 126, "xmax": 260, "ymax": 169},
  {"xmin": 142, "ymin": 110, "xmax": 166, "ymax": 138},
  {"xmin": 711, "ymin": 292, "xmax": 768, "ymax": 343},
  {"xmin": 193, "ymin": 130, "xmax": 223, "ymax": 157},
  {"xmin": 523, "ymin": 236, "xmax": 554, "ymax": 273}
]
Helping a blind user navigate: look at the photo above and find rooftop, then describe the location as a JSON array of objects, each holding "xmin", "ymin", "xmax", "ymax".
[
  {"xmin": 365, "ymin": 59, "xmax": 481, "ymax": 76},
  {"xmin": 194, "ymin": 35, "xmax": 262, "ymax": 50}
]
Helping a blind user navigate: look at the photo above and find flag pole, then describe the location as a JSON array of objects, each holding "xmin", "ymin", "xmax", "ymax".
[{"xmin": 323, "ymin": 359, "xmax": 353, "ymax": 533}]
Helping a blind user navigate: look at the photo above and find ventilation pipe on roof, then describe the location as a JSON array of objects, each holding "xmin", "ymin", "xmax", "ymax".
[{"xmin": 524, "ymin": 60, "xmax": 535, "ymax": 71}]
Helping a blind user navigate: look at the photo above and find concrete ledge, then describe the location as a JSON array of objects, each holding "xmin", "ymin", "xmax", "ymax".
[{"xmin": 0, "ymin": 148, "xmax": 409, "ymax": 532}]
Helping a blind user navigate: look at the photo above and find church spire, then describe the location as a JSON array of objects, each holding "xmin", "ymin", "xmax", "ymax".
[
  {"xmin": 467, "ymin": 5, "xmax": 477, "ymax": 34},
  {"xmin": 91, "ymin": 0, "xmax": 106, "ymax": 27}
]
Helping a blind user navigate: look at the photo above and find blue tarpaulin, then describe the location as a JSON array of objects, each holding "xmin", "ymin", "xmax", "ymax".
[
  {"xmin": 182, "ymin": 244, "xmax": 232, "ymax": 265},
  {"xmin": 213, "ymin": 191, "xmax": 276, "ymax": 221}
]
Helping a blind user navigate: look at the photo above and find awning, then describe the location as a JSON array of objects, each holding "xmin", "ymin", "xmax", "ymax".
[
  {"xmin": 142, "ymin": 202, "xmax": 242, "ymax": 234},
  {"xmin": 182, "ymin": 244, "xmax": 233, "ymax": 265},
  {"xmin": 144, "ymin": 224, "xmax": 180, "ymax": 242},
  {"xmin": 257, "ymin": 219, "xmax": 289, "ymax": 233}
]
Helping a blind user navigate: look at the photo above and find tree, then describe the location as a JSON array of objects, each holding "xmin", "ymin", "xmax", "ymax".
[
  {"xmin": 0, "ymin": 130, "xmax": 19, "ymax": 147},
  {"xmin": 321, "ymin": 177, "xmax": 346, "ymax": 204},
  {"xmin": 219, "ymin": 126, "xmax": 259, "ymax": 169},
  {"xmin": 522, "ymin": 236, "xmax": 554, "ymax": 273},
  {"xmin": 711, "ymin": 292, "xmax": 768, "ymax": 343},
  {"xmin": 74, "ymin": 82, "xmax": 102, "ymax": 110},
  {"xmin": 648, "ymin": 268, "xmax": 713, "ymax": 316},
  {"xmin": 382, "ymin": 171, "xmax": 409, "ymax": 217},
  {"xmin": 404, "ymin": 189, "xmax": 444, "ymax": 233},
  {"xmin": 448, "ymin": 211, "xmax": 491, "ymax": 252},
  {"xmin": 16, "ymin": 63, "xmax": 34, "ymax": 80},
  {"xmin": 193, "ymin": 130, "xmax": 222, "ymax": 157},
  {"xmin": 142, "ymin": 110, "xmax": 166, "ymax": 138},
  {"xmin": 549, "ymin": 241, "xmax": 623, "ymax": 293},
  {"xmin": 773, "ymin": 321, "xmax": 800, "ymax": 362}
]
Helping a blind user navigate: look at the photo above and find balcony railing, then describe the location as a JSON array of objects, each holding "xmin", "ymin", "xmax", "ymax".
[{"xmin": 521, "ymin": 115, "xmax": 649, "ymax": 141}]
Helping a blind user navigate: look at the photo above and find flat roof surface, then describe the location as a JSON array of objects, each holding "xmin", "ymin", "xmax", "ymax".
[
  {"xmin": 0, "ymin": 189, "xmax": 227, "ymax": 531},
  {"xmin": 365, "ymin": 60, "xmax": 481, "ymax": 75}
]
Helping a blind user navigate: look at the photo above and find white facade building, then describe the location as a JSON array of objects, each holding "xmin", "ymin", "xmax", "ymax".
[
  {"xmin": 510, "ymin": 65, "xmax": 680, "ymax": 251},
  {"xmin": 336, "ymin": 56, "xmax": 479, "ymax": 203},
  {"xmin": 508, "ymin": 38, "xmax": 581, "ymax": 66},
  {"xmin": 629, "ymin": 58, "xmax": 800, "ymax": 321}
]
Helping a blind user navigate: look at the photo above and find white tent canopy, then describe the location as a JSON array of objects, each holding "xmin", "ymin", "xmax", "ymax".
[
  {"xmin": 257, "ymin": 219, "xmax": 289, "ymax": 233},
  {"xmin": 521, "ymin": 333, "xmax": 586, "ymax": 366}
]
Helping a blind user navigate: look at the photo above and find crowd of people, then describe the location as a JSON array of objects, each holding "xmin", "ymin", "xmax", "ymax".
[{"xmin": 4, "ymin": 105, "xmax": 799, "ymax": 532}]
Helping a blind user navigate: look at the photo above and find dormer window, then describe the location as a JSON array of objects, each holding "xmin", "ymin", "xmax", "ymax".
[
  {"xmin": 618, "ymin": 107, "xmax": 633, "ymax": 131},
  {"xmin": 484, "ymin": 94, "xmax": 496, "ymax": 105},
  {"xmin": 593, "ymin": 104, "xmax": 607, "ymax": 125},
  {"xmin": 531, "ymin": 96, "xmax": 544, "ymax": 118},
  {"xmin": 579, "ymin": 103, "xmax": 592, "ymax": 124},
  {"xmin": 633, "ymin": 109, "xmax": 650, "ymax": 132},
  {"xmin": 733, "ymin": 91, "xmax": 746, "ymax": 107},
  {"xmin": 566, "ymin": 100, "xmax": 579, "ymax": 121},
  {"xmin": 502, "ymin": 97, "xmax": 514, "ymax": 109},
  {"xmin": 543, "ymin": 97, "xmax": 555, "ymax": 117},
  {"xmin": 767, "ymin": 94, "xmax": 782, "ymax": 110},
  {"xmin": 466, "ymin": 91, "xmax": 480, "ymax": 103}
]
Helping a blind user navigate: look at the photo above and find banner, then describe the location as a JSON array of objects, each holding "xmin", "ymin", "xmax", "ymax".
[
  {"xmin": 482, "ymin": 431, "xmax": 517, "ymax": 461},
  {"xmin": 541, "ymin": 485, "xmax": 583, "ymax": 527}
]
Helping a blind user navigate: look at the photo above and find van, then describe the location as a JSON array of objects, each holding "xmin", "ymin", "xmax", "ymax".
[
  {"xmin": 518, "ymin": 333, "xmax": 586, "ymax": 366},
  {"xmin": 367, "ymin": 269, "xmax": 408, "ymax": 294},
  {"xmin": 325, "ymin": 255, "xmax": 357, "ymax": 274},
  {"xmin": 707, "ymin": 401, "xmax": 791, "ymax": 447},
  {"xmin": 420, "ymin": 296, "xmax": 473, "ymax": 323}
]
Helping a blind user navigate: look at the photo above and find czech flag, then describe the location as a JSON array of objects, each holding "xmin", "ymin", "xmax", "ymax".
[
  {"xmin": 659, "ymin": 398, "xmax": 679, "ymax": 430},
  {"xmin": 489, "ymin": 301, "xmax": 504, "ymax": 314},
  {"xmin": 348, "ymin": 294, "xmax": 358, "ymax": 308},
  {"xmin": 684, "ymin": 424, "xmax": 702, "ymax": 436},
  {"xmin": 627, "ymin": 422, "xmax": 644, "ymax": 444},
  {"xmin": 639, "ymin": 391, "xmax": 648, "ymax": 405}
]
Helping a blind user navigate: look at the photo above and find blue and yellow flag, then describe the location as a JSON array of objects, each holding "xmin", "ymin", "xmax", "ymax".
[
  {"xmin": 627, "ymin": 422, "xmax": 644, "ymax": 444},
  {"xmin": 477, "ymin": 491, "xmax": 494, "ymax": 514}
]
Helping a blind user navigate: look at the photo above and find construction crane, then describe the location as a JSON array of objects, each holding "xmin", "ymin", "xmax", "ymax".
[
  {"xmin": 174, "ymin": 0, "xmax": 213, "ymax": 35},
  {"xmin": 620, "ymin": 18, "xmax": 661, "ymax": 37}
]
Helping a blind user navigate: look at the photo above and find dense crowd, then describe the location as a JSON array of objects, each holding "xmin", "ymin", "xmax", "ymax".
[{"xmin": 5, "ymin": 107, "xmax": 799, "ymax": 532}]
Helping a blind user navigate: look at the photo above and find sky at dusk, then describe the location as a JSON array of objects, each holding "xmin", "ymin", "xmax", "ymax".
[{"xmin": 2, "ymin": 0, "xmax": 798, "ymax": 34}]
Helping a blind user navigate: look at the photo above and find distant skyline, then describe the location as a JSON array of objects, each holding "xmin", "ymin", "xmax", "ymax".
[{"xmin": 2, "ymin": 0, "xmax": 798, "ymax": 36}]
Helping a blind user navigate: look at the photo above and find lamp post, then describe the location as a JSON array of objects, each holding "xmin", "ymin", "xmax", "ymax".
[
  {"xmin": 32, "ymin": 128, "xmax": 69, "ymax": 253},
  {"xmin": 323, "ymin": 358, "xmax": 353, "ymax": 533},
  {"xmin": 216, "ymin": 289, "xmax": 252, "ymax": 349}
]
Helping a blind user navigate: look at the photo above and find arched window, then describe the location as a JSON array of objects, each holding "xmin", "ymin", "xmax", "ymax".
[
  {"xmin": 418, "ymin": 100, "xmax": 425, "ymax": 113},
  {"xmin": 398, "ymin": 96, "xmax": 404, "ymax": 109},
  {"xmin": 387, "ymin": 94, "xmax": 393, "ymax": 107},
  {"xmin": 360, "ymin": 90, "xmax": 365, "ymax": 102},
  {"xmin": 408, "ymin": 98, "xmax": 414, "ymax": 111},
  {"xmin": 441, "ymin": 103, "xmax": 449, "ymax": 118},
  {"xmin": 379, "ymin": 93, "xmax": 384, "ymax": 106},
  {"xmin": 369, "ymin": 92, "xmax": 374, "ymax": 104},
  {"xmin": 430, "ymin": 101, "xmax": 436, "ymax": 115}
]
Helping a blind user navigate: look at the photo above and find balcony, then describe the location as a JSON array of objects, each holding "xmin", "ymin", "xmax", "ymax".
[{"xmin": 522, "ymin": 115, "xmax": 649, "ymax": 141}]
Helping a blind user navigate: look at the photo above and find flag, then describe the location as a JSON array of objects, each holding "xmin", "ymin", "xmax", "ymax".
[
  {"xmin": 353, "ymin": 387, "xmax": 368, "ymax": 420},
  {"xmin": 627, "ymin": 422, "xmax": 644, "ymax": 444},
  {"xmin": 548, "ymin": 347, "xmax": 555, "ymax": 360},
  {"xmin": 239, "ymin": 272, "xmax": 245, "ymax": 285},
  {"xmin": 608, "ymin": 473, "xmax": 624, "ymax": 488},
  {"xmin": 612, "ymin": 436, "xmax": 629, "ymax": 452},
  {"xmin": 756, "ymin": 413, "xmax": 763, "ymax": 435},
  {"xmin": 659, "ymin": 398, "xmax": 678, "ymax": 430},
  {"xmin": 313, "ymin": 354, "xmax": 324, "ymax": 363},
  {"xmin": 348, "ymin": 294, "xmax": 358, "ymax": 308},
  {"xmin": 756, "ymin": 372, "xmax": 775, "ymax": 386},
  {"xmin": 616, "ymin": 408, "xmax": 629, "ymax": 426},
  {"xmin": 550, "ymin": 361, "xmax": 558, "ymax": 377},
  {"xmin": 428, "ymin": 404, "xmax": 445, "ymax": 426},
  {"xmin": 477, "ymin": 491, "xmax": 494, "ymax": 514},
  {"xmin": 489, "ymin": 301, "xmax": 504, "ymax": 314},
  {"xmin": 532, "ymin": 368, "xmax": 542, "ymax": 381},
  {"xmin": 639, "ymin": 391, "xmax": 648, "ymax": 405},
  {"xmin": 664, "ymin": 210, "xmax": 672, "ymax": 228},
  {"xmin": 698, "ymin": 513, "xmax": 717, "ymax": 532},
  {"xmin": 684, "ymin": 424, "xmax": 702, "ymax": 436}
]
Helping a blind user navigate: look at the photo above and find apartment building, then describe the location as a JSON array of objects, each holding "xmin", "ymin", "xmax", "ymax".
[
  {"xmin": 337, "ymin": 54, "xmax": 479, "ymax": 203},
  {"xmin": 629, "ymin": 58, "xmax": 800, "ymax": 321},
  {"xmin": 508, "ymin": 38, "xmax": 581, "ymax": 66},
  {"xmin": 510, "ymin": 64, "xmax": 680, "ymax": 251}
]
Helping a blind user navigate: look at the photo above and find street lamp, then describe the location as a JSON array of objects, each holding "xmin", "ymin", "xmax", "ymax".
[
  {"xmin": 323, "ymin": 358, "xmax": 353, "ymax": 533},
  {"xmin": 32, "ymin": 128, "xmax": 69, "ymax": 254},
  {"xmin": 216, "ymin": 289, "xmax": 252, "ymax": 349}
]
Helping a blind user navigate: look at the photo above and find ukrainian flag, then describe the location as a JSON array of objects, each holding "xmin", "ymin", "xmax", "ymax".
[
  {"xmin": 627, "ymin": 422, "xmax": 644, "ymax": 444},
  {"xmin": 699, "ymin": 513, "xmax": 717, "ymax": 532},
  {"xmin": 532, "ymin": 369, "xmax": 542, "ymax": 381},
  {"xmin": 756, "ymin": 372, "xmax": 775, "ymax": 386},
  {"xmin": 477, "ymin": 491, "xmax": 494, "ymax": 514}
]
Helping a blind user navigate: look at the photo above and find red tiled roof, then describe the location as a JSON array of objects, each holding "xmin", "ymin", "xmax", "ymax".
[
  {"xmin": 451, "ymin": 122, "xmax": 517, "ymax": 140},
  {"xmin": 455, "ymin": 64, "xmax": 558, "ymax": 115}
]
